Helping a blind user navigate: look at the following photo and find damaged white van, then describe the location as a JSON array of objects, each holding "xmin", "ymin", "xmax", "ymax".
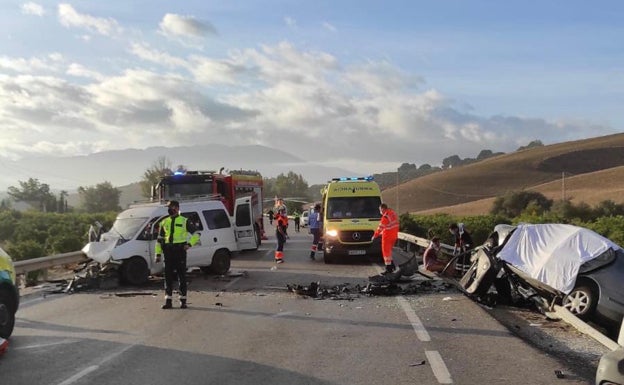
[{"xmin": 82, "ymin": 197, "xmax": 258, "ymax": 285}]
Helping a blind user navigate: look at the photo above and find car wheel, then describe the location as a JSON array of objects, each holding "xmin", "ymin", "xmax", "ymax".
[
  {"xmin": 210, "ymin": 250, "xmax": 231, "ymax": 275},
  {"xmin": 0, "ymin": 289, "xmax": 16, "ymax": 339},
  {"xmin": 563, "ymin": 284, "xmax": 597, "ymax": 320},
  {"xmin": 122, "ymin": 257, "xmax": 149, "ymax": 286}
]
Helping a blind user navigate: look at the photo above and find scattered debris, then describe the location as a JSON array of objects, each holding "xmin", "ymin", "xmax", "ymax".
[
  {"xmin": 285, "ymin": 279, "xmax": 457, "ymax": 300},
  {"xmin": 114, "ymin": 292, "xmax": 156, "ymax": 297},
  {"xmin": 410, "ymin": 360, "xmax": 426, "ymax": 366},
  {"xmin": 215, "ymin": 302, "xmax": 223, "ymax": 306},
  {"xmin": 554, "ymin": 370, "xmax": 565, "ymax": 379}
]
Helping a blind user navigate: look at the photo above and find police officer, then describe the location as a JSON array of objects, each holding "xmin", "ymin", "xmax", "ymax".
[{"xmin": 155, "ymin": 200, "xmax": 199, "ymax": 309}]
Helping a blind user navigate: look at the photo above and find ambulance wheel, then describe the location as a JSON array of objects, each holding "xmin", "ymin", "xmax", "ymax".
[
  {"xmin": 323, "ymin": 253, "xmax": 333, "ymax": 264},
  {"xmin": 0, "ymin": 290, "xmax": 16, "ymax": 339},
  {"xmin": 210, "ymin": 250, "xmax": 231, "ymax": 275},
  {"xmin": 122, "ymin": 257, "xmax": 149, "ymax": 286}
]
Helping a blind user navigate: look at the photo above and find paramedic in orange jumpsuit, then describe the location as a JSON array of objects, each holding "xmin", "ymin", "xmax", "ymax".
[
  {"xmin": 371, "ymin": 203, "xmax": 399, "ymax": 274},
  {"xmin": 274, "ymin": 208, "xmax": 288, "ymax": 263}
]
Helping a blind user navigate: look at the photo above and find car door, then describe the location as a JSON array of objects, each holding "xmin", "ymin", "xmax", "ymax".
[
  {"xmin": 181, "ymin": 210, "xmax": 210, "ymax": 268},
  {"xmin": 234, "ymin": 196, "xmax": 256, "ymax": 250}
]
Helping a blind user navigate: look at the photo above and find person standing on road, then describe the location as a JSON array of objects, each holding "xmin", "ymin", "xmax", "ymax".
[
  {"xmin": 293, "ymin": 210, "xmax": 301, "ymax": 232},
  {"xmin": 449, "ymin": 222, "xmax": 474, "ymax": 276},
  {"xmin": 155, "ymin": 200, "xmax": 199, "ymax": 309},
  {"xmin": 371, "ymin": 203, "xmax": 399, "ymax": 274},
  {"xmin": 267, "ymin": 209, "xmax": 274, "ymax": 225},
  {"xmin": 308, "ymin": 204, "xmax": 323, "ymax": 260},
  {"xmin": 274, "ymin": 208, "xmax": 288, "ymax": 263}
]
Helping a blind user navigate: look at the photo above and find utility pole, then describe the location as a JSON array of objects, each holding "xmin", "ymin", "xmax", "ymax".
[{"xmin": 396, "ymin": 168, "xmax": 400, "ymax": 214}]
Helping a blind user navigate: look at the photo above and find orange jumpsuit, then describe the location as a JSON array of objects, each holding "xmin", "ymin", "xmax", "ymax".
[{"xmin": 373, "ymin": 208, "xmax": 399, "ymax": 265}]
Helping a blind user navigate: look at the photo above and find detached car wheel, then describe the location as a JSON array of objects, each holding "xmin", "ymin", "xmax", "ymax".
[
  {"xmin": 0, "ymin": 289, "xmax": 16, "ymax": 339},
  {"xmin": 563, "ymin": 285, "xmax": 597, "ymax": 320}
]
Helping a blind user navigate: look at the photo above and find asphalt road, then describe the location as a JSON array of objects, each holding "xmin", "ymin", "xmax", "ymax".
[{"xmin": 2, "ymin": 221, "xmax": 594, "ymax": 384}]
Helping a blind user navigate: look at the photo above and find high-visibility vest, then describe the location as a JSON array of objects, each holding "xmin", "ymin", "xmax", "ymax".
[{"xmin": 155, "ymin": 215, "xmax": 199, "ymax": 254}]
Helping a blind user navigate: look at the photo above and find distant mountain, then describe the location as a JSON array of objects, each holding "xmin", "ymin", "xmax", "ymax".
[{"xmin": 0, "ymin": 144, "xmax": 355, "ymax": 193}]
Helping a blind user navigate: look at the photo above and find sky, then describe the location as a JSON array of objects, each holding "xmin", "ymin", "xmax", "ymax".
[{"xmin": 1, "ymin": 0, "xmax": 623, "ymax": 182}]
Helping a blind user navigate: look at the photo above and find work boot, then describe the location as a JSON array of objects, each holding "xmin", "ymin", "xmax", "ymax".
[
  {"xmin": 310, "ymin": 252, "xmax": 315, "ymax": 260},
  {"xmin": 380, "ymin": 263, "xmax": 396, "ymax": 275},
  {"xmin": 275, "ymin": 258, "xmax": 284, "ymax": 264},
  {"xmin": 161, "ymin": 299, "xmax": 172, "ymax": 309},
  {"xmin": 180, "ymin": 299, "xmax": 187, "ymax": 309}
]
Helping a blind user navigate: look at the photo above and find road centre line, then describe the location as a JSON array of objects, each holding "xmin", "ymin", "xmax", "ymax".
[
  {"xmin": 55, "ymin": 344, "xmax": 134, "ymax": 385},
  {"xmin": 425, "ymin": 350, "xmax": 453, "ymax": 384},
  {"xmin": 397, "ymin": 296, "xmax": 431, "ymax": 342}
]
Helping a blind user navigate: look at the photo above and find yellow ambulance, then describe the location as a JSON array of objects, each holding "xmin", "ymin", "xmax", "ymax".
[{"xmin": 320, "ymin": 177, "xmax": 382, "ymax": 263}]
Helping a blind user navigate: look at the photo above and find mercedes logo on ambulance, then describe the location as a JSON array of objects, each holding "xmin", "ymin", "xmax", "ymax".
[{"xmin": 352, "ymin": 232, "xmax": 361, "ymax": 240}]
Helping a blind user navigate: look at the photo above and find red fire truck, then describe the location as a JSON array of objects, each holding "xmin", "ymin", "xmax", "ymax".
[{"xmin": 152, "ymin": 169, "xmax": 265, "ymax": 246}]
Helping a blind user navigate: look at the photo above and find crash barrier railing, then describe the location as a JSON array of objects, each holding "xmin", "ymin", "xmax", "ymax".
[
  {"xmin": 13, "ymin": 251, "xmax": 87, "ymax": 275},
  {"xmin": 396, "ymin": 232, "xmax": 624, "ymax": 352},
  {"xmin": 546, "ymin": 305, "xmax": 621, "ymax": 351}
]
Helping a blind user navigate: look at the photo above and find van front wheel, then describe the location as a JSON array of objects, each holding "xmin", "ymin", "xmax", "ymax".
[{"xmin": 122, "ymin": 257, "xmax": 149, "ymax": 285}]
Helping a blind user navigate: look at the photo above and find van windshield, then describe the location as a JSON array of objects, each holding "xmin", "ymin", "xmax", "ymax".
[
  {"xmin": 110, "ymin": 217, "xmax": 149, "ymax": 240},
  {"xmin": 327, "ymin": 197, "xmax": 382, "ymax": 219}
]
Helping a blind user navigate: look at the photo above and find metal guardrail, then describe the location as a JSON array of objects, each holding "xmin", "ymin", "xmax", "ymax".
[{"xmin": 13, "ymin": 251, "xmax": 87, "ymax": 275}]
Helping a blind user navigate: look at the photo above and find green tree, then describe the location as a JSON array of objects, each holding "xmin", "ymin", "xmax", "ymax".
[
  {"xmin": 269, "ymin": 171, "xmax": 310, "ymax": 212},
  {"xmin": 490, "ymin": 191, "xmax": 553, "ymax": 218},
  {"xmin": 7, "ymin": 178, "xmax": 56, "ymax": 211},
  {"xmin": 140, "ymin": 156, "xmax": 173, "ymax": 198},
  {"xmin": 78, "ymin": 182, "xmax": 121, "ymax": 213}
]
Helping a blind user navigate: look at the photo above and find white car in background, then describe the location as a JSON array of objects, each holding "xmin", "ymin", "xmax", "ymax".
[{"xmin": 300, "ymin": 210, "xmax": 310, "ymax": 227}]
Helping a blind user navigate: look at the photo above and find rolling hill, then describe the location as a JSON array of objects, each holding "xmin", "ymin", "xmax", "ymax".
[{"xmin": 383, "ymin": 133, "xmax": 624, "ymax": 215}]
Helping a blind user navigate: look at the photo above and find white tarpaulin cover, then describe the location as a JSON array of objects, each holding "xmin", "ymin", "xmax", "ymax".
[{"xmin": 497, "ymin": 223, "xmax": 621, "ymax": 294}]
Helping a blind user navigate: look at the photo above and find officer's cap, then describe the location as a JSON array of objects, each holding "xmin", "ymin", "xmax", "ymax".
[{"xmin": 167, "ymin": 200, "xmax": 180, "ymax": 208}]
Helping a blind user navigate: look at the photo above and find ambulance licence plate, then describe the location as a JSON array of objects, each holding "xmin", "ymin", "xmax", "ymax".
[{"xmin": 348, "ymin": 250, "xmax": 366, "ymax": 256}]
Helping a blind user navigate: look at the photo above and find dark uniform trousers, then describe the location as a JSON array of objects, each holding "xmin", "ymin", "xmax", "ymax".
[{"xmin": 163, "ymin": 243, "xmax": 187, "ymax": 298}]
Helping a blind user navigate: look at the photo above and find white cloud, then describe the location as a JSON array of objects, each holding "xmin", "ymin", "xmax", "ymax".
[
  {"xmin": 21, "ymin": 2, "xmax": 44, "ymax": 16},
  {"xmin": 0, "ymin": 40, "xmax": 614, "ymax": 176},
  {"xmin": 322, "ymin": 22, "xmax": 336, "ymax": 32},
  {"xmin": 129, "ymin": 43, "xmax": 188, "ymax": 69},
  {"xmin": 58, "ymin": 3, "xmax": 121, "ymax": 36},
  {"xmin": 66, "ymin": 63, "xmax": 104, "ymax": 81},
  {"xmin": 284, "ymin": 16, "xmax": 297, "ymax": 27},
  {"xmin": 0, "ymin": 55, "xmax": 61, "ymax": 73},
  {"xmin": 159, "ymin": 13, "xmax": 217, "ymax": 39}
]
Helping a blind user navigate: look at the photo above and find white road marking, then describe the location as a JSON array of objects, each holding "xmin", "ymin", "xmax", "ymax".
[
  {"xmin": 54, "ymin": 344, "xmax": 134, "ymax": 385},
  {"xmin": 15, "ymin": 339, "xmax": 79, "ymax": 350},
  {"xmin": 397, "ymin": 296, "xmax": 431, "ymax": 342},
  {"xmin": 425, "ymin": 350, "xmax": 453, "ymax": 384}
]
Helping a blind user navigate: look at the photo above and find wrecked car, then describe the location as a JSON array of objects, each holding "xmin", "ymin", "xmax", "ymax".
[
  {"xmin": 460, "ymin": 223, "xmax": 624, "ymax": 328},
  {"xmin": 82, "ymin": 197, "xmax": 257, "ymax": 285}
]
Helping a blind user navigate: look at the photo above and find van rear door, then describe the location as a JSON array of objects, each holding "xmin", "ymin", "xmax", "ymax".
[{"xmin": 234, "ymin": 196, "xmax": 257, "ymax": 250}]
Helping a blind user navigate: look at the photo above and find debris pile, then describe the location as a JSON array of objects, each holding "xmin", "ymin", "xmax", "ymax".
[{"xmin": 287, "ymin": 279, "xmax": 456, "ymax": 299}]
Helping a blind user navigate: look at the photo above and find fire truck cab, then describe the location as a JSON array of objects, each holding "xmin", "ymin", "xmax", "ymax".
[{"xmin": 152, "ymin": 169, "xmax": 265, "ymax": 247}]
